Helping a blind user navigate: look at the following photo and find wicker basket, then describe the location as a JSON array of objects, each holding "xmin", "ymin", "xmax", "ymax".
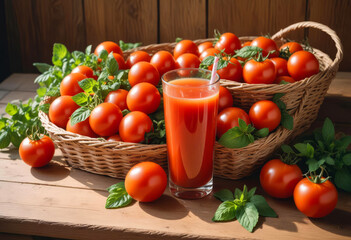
[{"xmin": 39, "ymin": 21, "xmax": 343, "ymax": 180}]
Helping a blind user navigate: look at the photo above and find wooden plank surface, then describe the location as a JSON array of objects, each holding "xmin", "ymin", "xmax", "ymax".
[
  {"xmin": 208, "ymin": 0, "xmax": 306, "ymax": 41},
  {"xmin": 0, "ymin": 73, "xmax": 351, "ymax": 239},
  {"xmin": 159, "ymin": 0, "xmax": 207, "ymax": 43},
  {"xmin": 84, "ymin": 0, "xmax": 158, "ymax": 48}
]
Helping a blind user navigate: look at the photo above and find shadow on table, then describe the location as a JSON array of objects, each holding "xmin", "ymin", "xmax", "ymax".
[{"xmin": 30, "ymin": 158, "xmax": 71, "ymax": 181}]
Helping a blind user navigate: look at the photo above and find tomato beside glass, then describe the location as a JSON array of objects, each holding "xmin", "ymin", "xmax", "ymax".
[
  {"xmin": 125, "ymin": 161, "xmax": 167, "ymax": 202},
  {"xmin": 249, "ymin": 100, "xmax": 281, "ymax": 132},
  {"xmin": 119, "ymin": 111, "xmax": 153, "ymax": 143},
  {"xmin": 150, "ymin": 50, "xmax": 176, "ymax": 77},
  {"xmin": 176, "ymin": 53, "xmax": 201, "ymax": 69},
  {"xmin": 127, "ymin": 82, "xmax": 161, "ymax": 114},
  {"xmin": 19, "ymin": 135, "xmax": 55, "ymax": 168},
  {"xmin": 294, "ymin": 178, "xmax": 338, "ymax": 218},
  {"xmin": 213, "ymin": 57, "xmax": 242, "ymax": 82},
  {"xmin": 128, "ymin": 61, "xmax": 160, "ymax": 87},
  {"xmin": 218, "ymin": 86, "xmax": 233, "ymax": 113},
  {"xmin": 260, "ymin": 159, "xmax": 303, "ymax": 198},
  {"xmin": 216, "ymin": 107, "xmax": 251, "ymax": 139}
]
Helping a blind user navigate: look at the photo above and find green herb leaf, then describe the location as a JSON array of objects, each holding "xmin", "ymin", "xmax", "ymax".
[
  {"xmin": 33, "ymin": 63, "xmax": 52, "ymax": 73},
  {"xmin": 235, "ymin": 203, "xmax": 259, "ymax": 232},
  {"xmin": 212, "ymin": 201, "xmax": 237, "ymax": 222},
  {"xmin": 281, "ymin": 111, "xmax": 294, "ymax": 130},
  {"xmin": 335, "ymin": 168, "xmax": 351, "ymax": 192},
  {"xmin": 70, "ymin": 107, "xmax": 91, "ymax": 125},
  {"xmin": 254, "ymin": 128, "xmax": 269, "ymax": 138},
  {"xmin": 175, "ymin": 37, "xmax": 183, "ymax": 43},
  {"xmin": 72, "ymin": 93, "xmax": 89, "ymax": 107},
  {"xmin": 0, "ymin": 131, "xmax": 11, "ymax": 149},
  {"xmin": 234, "ymin": 46, "xmax": 262, "ymax": 59},
  {"xmin": 306, "ymin": 159, "xmax": 324, "ymax": 172},
  {"xmin": 52, "ymin": 43, "xmax": 69, "ymax": 67},
  {"xmin": 336, "ymin": 136, "xmax": 351, "ymax": 150},
  {"xmin": 281, "ymin": 144, "xmax": 295, "ymax": 154},
  {"xmin": 250, "ymin": 195, "xmax": 278, "ymax": 217},
  {"xmin": 107, "ymin": 182, "xmax": 126, "ymax": 193},
  {"xmin": 214, "ymin": 189, "xmax": 234, "ymax": 202},
  {"xmin": 39, "ymin": 103, "xmax": 50, "ymax": 114},
  {"xmin": 10, "ymin": 131, "xmax": 23, "ymax": 148},
  {"xmin": 238, "ymin": 118, "xmax": 248, "ymax": 132},
  {"xmin": 323, "ymin": 156, "xmax": 335, "ymax": 166},
  {"xmin": 217, "ymin": 58, "xmax": 229, "ymax": 70},
  {"xmin": 234, "ymin": 188, "xmax": 242, "ymax": 199},
  {"xmin": 294, "ymin": 143, "xmax": 314, "ymax": 158},
  {"xmin": 106, "ymin": 53, "xmax": 119, "ymax": 75},
  {"xmin": 98, "ymin": 49, "xmax": 108, "ymax": 61},
  {"xmin": 85, "ymin": 45, "xmax": 92, "ymax": 55},
  {"xmin": 5, "ymin": 103, "xmax": 18, "ymax": 116},
  {"xmin": 342, "ymin": 154, "xmax": 351, "ymax": 166},
  {"xmin": 119, "ymin": 40, "xmax": 141, "ymax": 51},
  {"xmin": 322, "ymin": 118, "xmax": 335, "ymax": 144},
  {"xmin": 78, "ymin": 78, "xmax": 97, "ymax": 94},
  {"xmin": 199, "ymin": 56, "xmax": 215, "ymax": 69},
  {"xmin": 105, "ymin": 189, "xmax": 133, "ymax": 209},
  {"xmin": 36, "ymin": 87, "xmax": 47, "ymax": 97},
  {"xmin": 247, "ymin": 187, "xmax": 256, "ymax": 200},
  {"xmin": 218, "ymin": 127, "xmax": 251, "ymax": 148}
]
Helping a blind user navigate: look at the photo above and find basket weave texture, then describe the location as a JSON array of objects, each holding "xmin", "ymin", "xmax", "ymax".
[{"xmin": 39, "ymin": 21, "xmax": 343, "ymax": 180}]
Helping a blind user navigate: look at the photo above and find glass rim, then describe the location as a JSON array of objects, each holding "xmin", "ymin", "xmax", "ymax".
[{"xmin": 161, "ymin": 68, "xmax": 220, "ymax": 88}]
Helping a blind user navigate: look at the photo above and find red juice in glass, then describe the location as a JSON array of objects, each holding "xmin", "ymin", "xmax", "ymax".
[{"xmin": 162, "ymin": 69, "xmax": 219, "ymax": 199}]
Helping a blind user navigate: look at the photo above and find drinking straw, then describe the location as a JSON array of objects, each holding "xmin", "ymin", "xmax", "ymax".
[{"xmin": 210, "ymin": 56, "xmax": 219, "ymax": 84}]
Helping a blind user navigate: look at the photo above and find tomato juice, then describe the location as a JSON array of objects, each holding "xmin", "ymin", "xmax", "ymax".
[{"xmin": 163, "ymin": 78, "xmax": 219, "ymax": 188}]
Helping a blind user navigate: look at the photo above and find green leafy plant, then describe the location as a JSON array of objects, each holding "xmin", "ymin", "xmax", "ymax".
[
  {"xmin": 213, "ymin": 185, "xmax": 277, "ymax": 232},
  {"xmin": 281, "ymin": 118, "xmax": 351, "ymax": 192},
  {"xmin": 105, "ymin": 182, "xmax": 133, "ymax": 209}
]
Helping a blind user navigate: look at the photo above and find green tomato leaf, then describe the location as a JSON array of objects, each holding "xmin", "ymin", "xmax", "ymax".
[
  {"xmin": 235, "ymin": 203, "xmax": 259, "ymax": 232},
  {"xmin": 119, "ymin": 40, "xmax": 141, "ymax": 51},
  {"xmin": 281, "ymin": 111, "xmax": 294, "ymax": 130},
  {"xmin": 78, "ymin": 78, "xmax": 97, "ymax": 94},
  {"xmin": 323, "ymin": 156, "xmax": 335, "ymax": 166},
  {"xmin": 36, "ymin": 87, "xmax": 47, "ymax": 98},
  {"xmin": 107, "ymin": 53, "xmax": 119, "ymax": 76},
  {"xmin": 335, "ymin": 168, "xmax": 351, "ymax": 192},
  {"xmin": 342, "ymin": 154, "xmax": 351, "ymax": 166},
  {"xmin": 199, "ymin": 56, "xmax": 215, "ymax": 69},
  {"xmin": 0, "ymin": 130, "xmax": 11, "ymax": 149},
  {"xmin": 234, "ymin": 188, "xmax": 243, "ymax": 199},
  {"xmin": 98, "ymin": 49, "xmax": 109, "ymax": 61},
  {"xmin": 322, "ymin": 118, "xmax": 335, "ymax": 144},
  {"xmin": 281, "ymin": 144, "xmax": 294, "ymax": 154},
  {"xmin": 247, "ymin": 187, "xmax": 256, "ymax": 200},
  {"xmin": 273, "ymin": 93, "xmax": 285, "ymax": 102},
  {"xmin": 238, "ymin": 118, "xmax": 248, "ymax": 132},
  {"xmin": 212, "ymin": 201, "xmax": 237, "ymax": 222},
  {"xmin": 218, "ymin": 127, "xmax": 251, "ymax": 148},
  {"xmin": 254, "ymin": 128, "xmax": 269, "ymax": 138},
  {"xmin": 336, "ymin": 136, "xmax": 351, "ymax": 150},
  {"xmin": 39, "ymin": 103, "xmax": 50, "ymax": 114},
  {"xmin": 107, "ymin": 182, "xmax": 126, "ymax": 193},
  {"xmin": 214, "ymin": 189, "xmax": 234, "ymax": 202},
  {"xmin": 250, "ymin": 195, "xmax": 277, "ymax": 218},
  {"xmin": 5, "ymin": 103, "xmax": 18, "ymax": 116},
  {"xmin": 46, "ymin": 87, "xmax": 60, "ymax": 97},
  {"xmin": 85, "ymin": 45, "xmax": 92, "ymax": 55},
  {"xmin": 10, "ymin": 131, "xmax": 23, "ymax": 148},
  {"xmin": 52, "ymin": 43, "xmax": 69, "ymax": 67},
  {"xmin": 306, "ymin": 158, "xmax": 324, "ymax": 172},
  {"xmin": 294, "ymin": 143, "xmax": 314, "ymax": 158},
  {"xmin": 33, "ymin": 63, "xmax": 52, "ymax": 73},
  {"xmin": 72, "ymin": 93, "xmax": 89, "ymax": 107},
  {"xmin": 105, "ymin": 189, "xmax": 133, "ymax": 209},
  {"xmin": 70, "ymin": 107, "xmax": 91, "ymax": 126},
  {"xmin": 217, "ymin": 58, "xmax": 229, "ymax": 70},
  {"xmin": 234, "ymin": 46, "xmax": 262, "ymax": 59}
]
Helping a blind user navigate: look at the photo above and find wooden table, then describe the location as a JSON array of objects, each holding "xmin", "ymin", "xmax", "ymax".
[{"xmin": 0, "ymin": 73, "xmax": 350, "ymax": 240}]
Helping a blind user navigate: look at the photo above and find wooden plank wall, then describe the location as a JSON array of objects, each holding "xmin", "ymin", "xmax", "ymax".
[{"xmin": 3, "ymin": 0, "xmax": 351, "ymax": 76}]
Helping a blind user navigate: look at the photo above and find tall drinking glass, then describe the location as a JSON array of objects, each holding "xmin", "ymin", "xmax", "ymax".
[{"xmin": 162, "ymin": 68, "xmax": 220, "ymax": 199}]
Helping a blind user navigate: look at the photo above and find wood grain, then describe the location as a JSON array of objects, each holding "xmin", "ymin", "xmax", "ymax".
[
  {"xmin": 5, "ymin": 0, "xmax": 86, "ymax": 72},
  {"xmin": 84, "ymin": 0, "xmax": 157, "ymax": 49},
  {"xmin": 307, "ymin": 0, "xmax": 351, "ymax": 71},
  {"xmin": 208, "ymin": 0, "xmax": 307, "ymax": 43},
  {"xmin": 159, "ymin": 0, "xmax": 206, "ymax": 43}
]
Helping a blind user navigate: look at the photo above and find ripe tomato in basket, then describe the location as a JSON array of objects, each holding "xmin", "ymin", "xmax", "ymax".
[
  {"xmin": 176, "ymin": 53, "xmax": 201, "ymax": 69},
  {"xmin": 60, "ymin": 73, "xmax": 87, "ymax": 96},
  {"xmin": 128, "ymin": 62, "xmax": 160, "ymax": 87},
  {"xmin": 71, "ymin": 65, "xmax": 97, "ymax": 79},
  {"xmin": 173, "ymin": 40, "xmax": 199, "ymax": 59},
  {"xmin": 66, "ymin": 118, "xmax": 97, "ymax": 138},
  {"xmin": 198, "ymin": 41, "xmax": 213, "ymax": 55},
  {"xmin": 105, "ymin": 89, "xmax": 129, "ymax": 111},
  {"xmin": 127, "ymin": 82, "xmax": 161, "ymax": 114},
  {"xmin": 251, "ymin": 36, "xmax": 279, "ymax": 58},
  {"xmin": 218, "ymin": 86, "xmax": 233, "ymax": 112},
  {"xmin": 199, "ymin": 48, "xmax": 220, "ymax": 61},
  {"xmin": 126, "ymin": 51, "xmax": 151, "ymax": 68},
  {"xmin": 119, "ymin": 111, "xmax": 153, "ymax": 143},
  {"xmin": 249, "ymin": 100, "xmax": 281, "ymax": 132},
  {"xmin": 49, "ymin": 96, "xmax": 79, "ymax": 128},
  {"xmin": 112, "ymin": 53, "xmax": 127, "ymax": 70},
  {"xmin": 217, "ymin": 107, "xmax": 251, "ymax": 139},
  {"xmin": 279, "ymin": 42, "xmax": 303, "ymax": 54},
  {"xmin": 94, "ymin": 41, "xmax": 123, "ymax": 56},
  {"xmin": 270, "ymin": 57, "xmax": 288, "ymax": 77},
  {"xmin": 125, "ymin": 161, "xmax": 167, "ymax": 202},
  {"xmin": 243, "ymin": 59, "xmax": 276, "ymax": 84},
  {"xmin": 215, "ymin": 32, "xmax": 241, "ymax": 55},
  {"xmin": 150, "ymin": 50, "xmax": 177, "ymax": 76},
  {"xmin": 287, "ymin": 50, "xmax": 319, "ymax": 81},
  {"xmin": 210, "ymin": 57, "xmax": 242, "ymax": 82}
]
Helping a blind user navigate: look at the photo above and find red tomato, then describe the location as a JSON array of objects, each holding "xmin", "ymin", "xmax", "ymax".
[
  {"xmin": 107, "ymin": 134, "xmax": 122, "ymax": 142},
  {"xmin": 128, "ymin": 61, "xmax": 160, "ymax": 87},
  {"xmin": 71, "ymin": 65, "xmax": 96, "ymax": 79},
  {"xmin": 241, "ymin": 41, "xmax": 252, "ymax": 47},
  {"xmin": 119, "ymin": 111, "xmax": 153, "ymax": 143},
  {"xmin": 270, "ymin": 57, "xmax": 288, "ymax": 77},
  {"xmin": 150, "ymin": 51, "xmax": 176, "ymax": 77},
  {"xmin": 198, "ymin": 41, "xmax": 213, "ymax": 54},
  {"xmin": 112, "ymin": 53, "xmax": 127, "ymax": 70},
  {"xmin": 60, "ymin": 73, "xmax": 87, "ymax": 96},
  {"xmin": 173, "ymin": 40, "xmax": 199, "ymax": 59},
  {"xmin": 215, "ymin": 32, "xmax": 241, "ymax": 55},
  {"xmin": 49, "ymin": 96, "xmax": 79, "ymax": 128},
  {"xmin": 249, "ymin": 100, "xmax": 281, "ymax": 132},
  {"xmin": 275, "ymin": 76, "xmax": 296, "ymax": 84},
  {"xmin": 104, "ymin": 89, "xmax": 129, "ymax": 111},
  {"xmin": 199, "ymin": 48, "xmax": 220, "ymax": 61},
  {"xmin": 212, "ymin": 57, "xmax": 242, "ymax": 82},
  {"xmin": 127, "ymin": 82, "xmax": 161, "ymax": 114},
  {"xmin": 217, "ymin": 107, "xmax": 251, "ymax": 138},
  {"xmin": 243, "ymin": 59, "xmax": 276, "ymax": 84},
  {"xmin": 66, "ymin": 118, "xmax": 97, "ymax": 138},
  {"xmin": 251, "ymin": 37, "xmax": 279, "ymax": 58},
  {"xmin": 94, "ymin": 41, "xmax": 123, "ymax": 56},
  {"xmin": 89, "ymin": 102, "xmax": 123, "ymax": 136},
  {"xmin": 279, "ymin": 42, "xmax": 303, "ymax": 54},
  {"xmin": 19, "ymin": 135, "xmax": 55, "ymax": 168},
  {"xmin": 176, "ymin": 53, "xmax": 201, "ymax": 69},
  {"xmin": 260, "ymin": 159, "xmax": 303, "ymax": 198},
  {"xmin": 126, "ymin": 51, "xmax": 151, "ymax": 68},
  {"xmin": 287, "ymin": 51, "xmax": 319, "ymax": 81},
  {"xmin": 294, "ymin": 178, "xmax": 338, "ymax": 218},
  {"xmin": 218, "ymin": 86, "xmax": 233, "ymax": 112},
  {"xmin": 125, "ymin": 161, "xmax": 167, "ymax": 202}
]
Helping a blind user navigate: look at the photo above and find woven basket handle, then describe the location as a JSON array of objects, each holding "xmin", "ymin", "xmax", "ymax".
[{"xmin": 272, "ymin": 21, "xmax": 343, "ymax": 70}]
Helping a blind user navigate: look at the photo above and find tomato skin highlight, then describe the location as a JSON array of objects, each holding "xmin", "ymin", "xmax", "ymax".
[
  {"xmin": 19, "ymin": 136, "xmax": 55, "ymax": 168},
  {"xmin": 243, "ymin": 59, "xmax": 276, "ymax": 84},
  {"xmin": 150, "ymin": 50, "xmax": 176, "ymax": 77},
  {"xmin": 126, "ymin": 51, "xmax": 151, "ymax": 68},
  {"xmin": 125, "ymin": 161, "xmax": 167, "ymax": 202},
  {"xmin": 49, "ymin": 96, "xmax": 79, "ymax": 128},
  {"xmin": 218, "ymin": 86, "xmax": 233, "ymax": 113},
  {"xmin": 287, "ymin": 51, "xmax": 319, "ymax": 81},
  {"xmin": 128, "ymin": 61, "xmax": 160, "ymax": 87},
  {"xmin": 107, "ymin": 134, "xmax": 122, "ymax": 142},
  {"xmin": 119, "ymin": 111, "xmax": 153, "ymax": 143},
  {"xmin": 104, "ymin": 89, "xmax": 129, "ymax": 111},
  {"xmin": 249, "ymin": 100, "xmax": 281, "ymax": 132},
  {"xmin": 66, "ymin": 118, "xmax": 97, "ymax": 138},
  {"xmin": 216, "ymin": 107, "xmax": 251, "ymax": 139},
  {"xmin": 94, "ymin": 41, "xmax": 123, "ymax": 56},
  {"xmin": 89, "ymin": 103, "xmax": 123, "ymax": 137},
  {"xmin": 173, "ymin": 40, "xmax": 199, "ymax": 59},
  {"xmin": 60, "ymin": 73, "xmax": 87, "ymax": 96},
  {"xmin": 260, "ymin": 159, "xmax": 303, "ymax": 198},
  {"xmin": 294, "ymin": 178, "xmax": 338, "ymax": 218},
  {"xmin": 127, "ymin": 82, "xmax": 161, "ymax": 114},
  {"xmin": 215, "ymin": 32, "xmax": 241, "ymax": 55}
]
